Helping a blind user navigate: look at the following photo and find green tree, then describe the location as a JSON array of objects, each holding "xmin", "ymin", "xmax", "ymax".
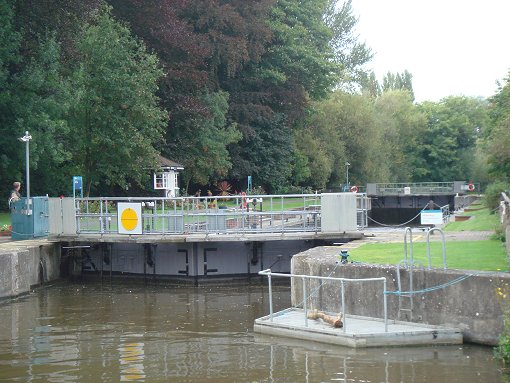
[
  {"xmin": 374, "ymin": 90, "xmax": 427, "ymax": 181},
  {"xmin": 167, "ymin": 90, "xmax": 241, "ymax": 192},
  {"xmin": 417, "ymin": 96, "xmax": 487, "ymax": 182},
  {"xmin": 487, "ymin": 71, "xmax": 510, "ymax": 181},
  {"xmin": 325, "ymin": 0, "xmax": 373, "ymax": 87},
  {"xmin": 382, "ymin": 70, "xmax": 414, "ymax": 100},
  {"xmin": 0, "ymin": 0, "xmax": 21, "ymax": 198},
  {"xmin": 297, "ymin": 91, "xmax": 381, "ymax": 189},
  {"xmin": 10, "ymin": 36, "xmax": 73, "ymax": 195},
  {"xmin": 67, "ymin": 6, "xmax": 167, "ymax": 195},
  {"xmin": 240, "ymin": 113, "xmax": 294, "ymax": 193}
]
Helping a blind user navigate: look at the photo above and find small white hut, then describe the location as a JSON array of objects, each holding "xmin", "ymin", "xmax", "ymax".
[{"xmin": 153, "ymin": 155, "xmax": 184, "ymax": 197}]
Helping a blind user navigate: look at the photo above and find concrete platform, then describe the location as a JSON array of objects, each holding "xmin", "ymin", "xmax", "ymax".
[{"xmin": 254, "ymin": 308, "xmax": 463, "ymax": 348}]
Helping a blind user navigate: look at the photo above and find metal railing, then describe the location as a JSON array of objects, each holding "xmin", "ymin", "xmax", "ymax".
[
  {"xmin": 440, "ymin": 204, "xmax": 450, "ymax": 224},
  {"xmin": 73, "ymin": 193, "xmax": 370, "ymax": 235},
  {"xmin": 259, "ymin": 268, "xmax": 388, "ymax": 333},
  {"xmin": 370, "ymin": 182, "xmax": 456, "ymax": 196}
]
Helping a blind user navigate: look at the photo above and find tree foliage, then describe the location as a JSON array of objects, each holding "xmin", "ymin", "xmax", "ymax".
[
  {"xmin": 487, "ymin": 71, "xmax": 510, "ymax": 181},
  {"xmin": 417, "ymin": 97, "xmax": 487, "ymax": 182},
  {"xmin": 68, "ymin": 6, "xmax": 168, "ymax": 195},
  {"xmin": 0, "ymin": 0, "xmax": 493, "ymax": 202}
]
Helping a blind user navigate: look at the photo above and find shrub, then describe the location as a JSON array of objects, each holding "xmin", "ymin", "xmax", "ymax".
[{"xmin": 484, "ymin": 181, "xmax": 509, "ymax": 211}]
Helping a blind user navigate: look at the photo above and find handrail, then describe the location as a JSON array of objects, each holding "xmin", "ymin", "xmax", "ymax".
[
  {"xmin": 258, "ymin": 269, "xmax": 388, "ymax": 333},
  {"xmin": 67, "ymin": 193, "xmax": 370, "ymax": 235},
  {"xmin": 426, "ymin": 228, "xmax": 447, "ymax": 270}
]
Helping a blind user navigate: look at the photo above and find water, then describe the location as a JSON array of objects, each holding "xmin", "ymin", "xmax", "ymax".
[{"xmin": 0, "ymin": 281, "xmax": 505, "ymax": 382}]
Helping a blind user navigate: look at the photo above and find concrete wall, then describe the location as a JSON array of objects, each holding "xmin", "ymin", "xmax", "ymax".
[
  {"xmin": 291, "ymin": 246, "xmax": 508, "ymax": 346},
  {"xmin": 0, "ymin": 241, "xmax": 61, "ymax": 300}
]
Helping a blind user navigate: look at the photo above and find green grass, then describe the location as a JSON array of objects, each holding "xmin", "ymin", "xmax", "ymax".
[
  {"xmin": 349, "ymin": 240, "xmax": 508, "ymax": 271},
  {"xmin": 444, "ymin": 206, "xmax": 500, "ymax": 232},
  {"xmin": 0, "ymin": 212, "xmax": 10, "ymax": 226}
]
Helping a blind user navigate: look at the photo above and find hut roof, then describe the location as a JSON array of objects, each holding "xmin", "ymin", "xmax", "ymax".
[{"xmin": 158, "ymin": 155, "xmax": 184, "ymax": 170}]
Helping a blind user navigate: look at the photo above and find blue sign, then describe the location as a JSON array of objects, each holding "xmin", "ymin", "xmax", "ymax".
[
  {"xmin": 73, "ymin": 176, "xmax": 83, "ymax": 198},
  {"xmin": 73, "ymin": 176, "xmax": 83, "ymax": 190}
]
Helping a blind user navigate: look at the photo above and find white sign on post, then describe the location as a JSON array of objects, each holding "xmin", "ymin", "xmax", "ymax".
[{"xmin": 420, "ymin": 210, "xmax": 443, "ymax": 225}]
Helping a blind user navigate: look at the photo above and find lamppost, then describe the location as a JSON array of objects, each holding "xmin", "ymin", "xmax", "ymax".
[
  {"xmin": 345, "ymin": 162, "xmax": 350, "ymax": 191},
  {"xmin": 19, "ymin": 131, "xmax": 32, "ymax": 214}
]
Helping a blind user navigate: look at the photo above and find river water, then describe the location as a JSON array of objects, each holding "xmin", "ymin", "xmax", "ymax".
[{"xmin": 0, "ymin": 280, "xmax": 505, "ymax": 382}]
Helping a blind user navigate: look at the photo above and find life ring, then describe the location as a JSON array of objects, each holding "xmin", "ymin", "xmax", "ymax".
[
  {"xmin": 350, "ymin": 185, "xmax": 358, "ymax": 193},
  {"xmin": 241, "ymin": 192, "xmax": 247, "ymax": 208},
  {"xmin": 467, "ymin": 183, "xmax": 475, "ymax": 192}
]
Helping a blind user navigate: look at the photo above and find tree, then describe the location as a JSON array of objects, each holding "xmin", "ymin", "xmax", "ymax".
[
  {"xmin": 325, "ymin": 0, "xmax": 373, "ymax": 88},
  {"xmin": 10, "ymin": 36, "xmax": 73, "ymax": 195},
  {"xmin": 166, "ymin": 90, "xmax": 241, "ymax": 192},
  {"xmin": 0, "ymin": 0, "xmax": 22, "ymax": 197},
  {"xmin": 417, "ymin": 96, "xmax": 487, "ymax": 182},
  {"xmin": 374, "ymin": 90, "xmax": 427, "ymax": 181},
  {"xmin": 67, "ymin": 6, "xmax": 168, "ymax": 195},
  {"xmin": 239, "ymin": 113, "xmax": 294, "ymax": 193},
  {"xmin": 382, "ymin": 70, "xmax": 414, "ymax": 100},
  {"xmin": 487, "ymin": 71, "xmax": 510, "ymax": 181},
  {"xmin": 297, "ymin": 91, "xmax": 381, "ymax": 189}
]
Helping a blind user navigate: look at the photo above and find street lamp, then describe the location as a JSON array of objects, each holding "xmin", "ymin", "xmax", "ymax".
[
  {"xmin": 18, "ymin": 131, "xmax": 32, "ymax": 214},
  {"xmin": 345, "ymin": 162, "xmax": 350, "ymax": 191}
]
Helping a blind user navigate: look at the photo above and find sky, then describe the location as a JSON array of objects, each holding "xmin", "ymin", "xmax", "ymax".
[{"xmin": 350, "ymin": 0, "xmax": 510, "ymax": 102}]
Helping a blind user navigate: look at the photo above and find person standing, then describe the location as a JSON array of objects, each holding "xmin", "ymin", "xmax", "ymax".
[{"xmin": 9, "ymin": 181, "xmax": 21, "ymax": 207}]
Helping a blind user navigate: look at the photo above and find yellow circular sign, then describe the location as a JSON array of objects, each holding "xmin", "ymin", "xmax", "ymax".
[{"xmin": 121, "ymin": 208, "xmax": 138, "ymax": 231}]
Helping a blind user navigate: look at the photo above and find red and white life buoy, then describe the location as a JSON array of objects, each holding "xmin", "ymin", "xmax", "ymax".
[
  {"xmin": 240, "ymin": 192, "xmax": 247, "ymax": 208},
  {"xmin": 467, "ymin": 183, "xmax": 475, "ymax": 192},
  {"xmin": 350, "ymin": 185, "xmax": 358, "ymax": 193}
]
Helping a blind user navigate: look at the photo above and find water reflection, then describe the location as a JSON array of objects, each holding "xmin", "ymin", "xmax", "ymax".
[
  {"xmin": 0, "ymin": 281, "xmax": 505, "ymax": 382},
  {"xmin": 119, "ymin": 338, "xmax": 145, "ymax": 382}
]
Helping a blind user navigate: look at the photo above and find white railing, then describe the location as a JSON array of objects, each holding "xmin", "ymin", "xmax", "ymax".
[{"xmin": 258, "ymin": 268, "xmax": 388, "ymax": 332}]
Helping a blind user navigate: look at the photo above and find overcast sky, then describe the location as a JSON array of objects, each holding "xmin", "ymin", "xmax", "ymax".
[{"xmin": 350, "ymin": 0, "xmax": 510, "ymax": 102}]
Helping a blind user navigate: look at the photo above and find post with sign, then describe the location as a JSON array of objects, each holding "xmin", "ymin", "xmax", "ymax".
[
  {"xmin": 73, "ymin": 176, "xmax": 83, "ymax": 199},
  {"xmin": 420, "ymin": 210, "xmax": 443, "ymax": 225}
]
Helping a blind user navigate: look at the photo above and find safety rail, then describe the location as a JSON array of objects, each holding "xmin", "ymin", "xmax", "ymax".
[
  {"xmin": 258, "ymin": 269, "xmax": 388, "ymax": 333},
  {"xmin": 369, "ymin": 182, "xmax": 456, "ymax": 196},
  {"xmin": 439, "ymin": 204, "xmax": 450, "ymax": 224},
  {"xmin": 72, "ymin": 193, "xmax": 370, "ymax": 235}
]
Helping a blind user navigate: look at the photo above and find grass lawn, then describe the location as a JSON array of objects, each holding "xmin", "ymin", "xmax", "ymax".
[
  {"xmin": 444, "ymin": 206, "xmax": 500, "ymax": 232},
  {"xmin": 349, "ymin": 240, "xmax": 508, "ymax": 271},
  {"xmin": 0, "ymin": 212, "xmax": 10, "ymax": 227}
]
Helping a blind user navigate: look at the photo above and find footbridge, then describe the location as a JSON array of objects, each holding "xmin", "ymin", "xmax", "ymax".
[
  {"xmin": 10, "ymin": 193, "xmax": 370, "ymax": 279},
  {"xmin": 366, "ymin": 181, "xmax": 478, "ymax": 225}
]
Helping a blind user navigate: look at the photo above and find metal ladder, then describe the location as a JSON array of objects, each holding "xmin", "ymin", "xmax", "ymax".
[
  {"xmin": 397, "ymin": 227, "xmax": 448, "ymax": 321},
  {"xmin": 397, "ymin": 227, "xmax": 420, "ymax": 321}
]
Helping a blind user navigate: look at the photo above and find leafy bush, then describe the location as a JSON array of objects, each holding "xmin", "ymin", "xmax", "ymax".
[
  {"xmin": 484, "ymin": 181, "xmax": 509, "ymax": 211},
  {"xmin": 495, "ymin": 285, "xmax": 510, "ymax": 369}
]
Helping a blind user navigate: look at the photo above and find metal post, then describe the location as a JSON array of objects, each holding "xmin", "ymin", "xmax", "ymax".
[
  {"xmin": 341, "ymin": 280, "xmax": 346, "ymax": 333},
  {"xmin": 383, "ymin": 279, "xmax": 388, "ymax": 332},
  {"xmin": 19, "ymin": 131, "xmax": 32, "ymax": 214},
  {"xmin": 345, "ymin": 162, "xmax": 350, "ymax": 190},
  {"xmin": 302, "ymin": 276, "xmax": 308, "ymax": 327},
  {"xmin": 26, "ymin": 132, "xmax": 30, "ymax": 210},
  {"xmin": 268, "ymin": 272, "xmax": 273, "ymax": 321}
]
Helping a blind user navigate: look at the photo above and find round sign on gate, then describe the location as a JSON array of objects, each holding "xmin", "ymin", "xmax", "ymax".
[{"xmin": 118, "ymin": 202, "xmax": 142, "ymax": 234}]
